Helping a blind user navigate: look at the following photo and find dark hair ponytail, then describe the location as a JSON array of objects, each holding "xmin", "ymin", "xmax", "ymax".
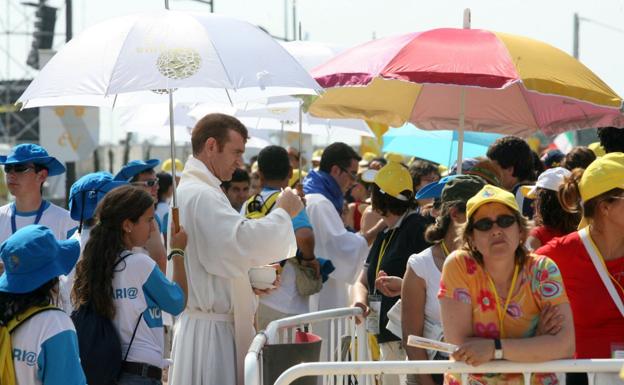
[{"xmin": 72, "ymin": 185, "xmax": 154, "ymax": 319}]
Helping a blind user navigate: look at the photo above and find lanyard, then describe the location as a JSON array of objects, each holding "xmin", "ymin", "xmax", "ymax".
[
  {"xmin": 441, "ymin": 240, "xmax": 451, "ymax": 257},
  {"xmin": 374, "ymin": 228, "xmax": 397, "ymax": 294},
  {"xmin": 586, "ymin": 229, "xmax": 624, "ymax": 298},
  {"xmin": 486, "ymin": 264, "xmax": 519, "ymax": 338},
  {"xmin": 10, "ymin": 200, "xmax": 47, "ymax": 234}
]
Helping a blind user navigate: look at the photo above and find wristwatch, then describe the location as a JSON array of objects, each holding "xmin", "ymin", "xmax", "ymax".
[{"xmin": 494, "ymin": 338, "xmax": 503, "ymax": 360}]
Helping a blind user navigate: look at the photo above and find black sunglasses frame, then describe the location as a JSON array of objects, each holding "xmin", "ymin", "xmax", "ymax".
[{"xmin": 472, "ymin": 214, "xmax": 517, "ymax": 232}]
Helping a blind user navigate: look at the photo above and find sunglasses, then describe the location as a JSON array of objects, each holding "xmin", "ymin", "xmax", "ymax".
[
  {"xmin": 472, "ymin": 214, "xmax": 517, "ymax": 231},
  {"xmin": 132, "ymin": 178, "xmax": 159, "ymax": 188},
  {"xmin": 339, "ymin": 167, "xmax": 358, "ymax": 181},
  {"xmin": 3, "ymin": 164, "xmax": 36, "ymax": 174}
]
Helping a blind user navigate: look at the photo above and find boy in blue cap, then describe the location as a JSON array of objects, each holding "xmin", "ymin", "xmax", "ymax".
[
  {"xmin": 115, "ymin": 159, "xmax": 166, "ymax": 272},
  {"xmin": 0, "ymin": 225, "xmax": 86, "ymax": 385},
  {"xmin": 0, "ymin": 144, "xmax": 77, "ymax": 256},
  {"xmin": 57, "ymin": 172, "xmax": 127, "ymax": 313}
]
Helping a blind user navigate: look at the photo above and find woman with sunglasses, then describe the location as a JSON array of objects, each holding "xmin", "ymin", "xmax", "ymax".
[
  {"xmin": 72, "ymin": 185, "xmax": 187, "ymax": 385},
  {"xmin": 439, "ymin": 185, "xmax": 574, "ymax": 385},
  {"xmin": 537, "ymin": 153, "xmax": 624, "ymax": 385}
]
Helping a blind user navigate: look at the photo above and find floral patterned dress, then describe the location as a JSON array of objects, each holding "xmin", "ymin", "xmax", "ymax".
[{"xmin": 438, "ymin": 251, "xmax": 569, "ymax": 385}]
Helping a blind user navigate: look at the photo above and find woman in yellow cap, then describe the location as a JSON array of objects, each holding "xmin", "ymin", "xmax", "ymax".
[
  {"xmin": 439, "ymin": 184, "xmax": 574, "ymax": 385},
  {"xmin": 537, "ymin": 152, "xmax": 624, "ymax": 385},
  {"xmin": 350, "ymin": 161, "xmax": 432, "ymax": 385}
]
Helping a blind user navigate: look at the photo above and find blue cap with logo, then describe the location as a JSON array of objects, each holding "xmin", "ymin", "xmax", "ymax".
[
  {"xmin": 69, "ymin": 172, "xmax": 127, "ymax": 225},
  {"xmin": 0, "ymin": 143, "xmax": 66, "ymax": 176},
  {"xmin": 0, "ymin": 225, "xmax": 80, "ymax": 294},
  {"xmin": 114, "ymin": 159, "xmax": 160, "ymax": 182}
]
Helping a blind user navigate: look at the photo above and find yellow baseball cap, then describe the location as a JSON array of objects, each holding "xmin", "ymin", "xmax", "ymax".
[
  {"xmin": 466, "ymin": 184, "xmax": 520, "ymax": 220},
  {"xmin": 373, "ymin": 161, "xmax": 413, "ymax": 201},
  {"xmin": 579, "ymin": 152, "xmax": 624, "ymax": 203},
  {"xmin": 289, "ymin": 169, "xmax": 307, "ymax": 187},
  {"xmin": 384, "ymin": 152, "xmax": 404, "ymax": 163},
  {"xmin": 588, "ymin": 142, "xmax": 606, "ymax": 158},
  {"xmin": 311, "ymin": 149, "xmax": 324, "ymax": 162},
  {"xmin": 161, "ymin": 158, "xmax": 184, "ymax": 176}
]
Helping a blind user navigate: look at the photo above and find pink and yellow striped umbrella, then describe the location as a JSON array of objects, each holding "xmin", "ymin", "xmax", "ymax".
[{"xmin": 309, "ymin": 28, "xmax": 624, "ymax": 137}]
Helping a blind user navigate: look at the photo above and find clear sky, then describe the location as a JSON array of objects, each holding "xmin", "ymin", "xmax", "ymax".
[{"xmin": 3, "ymin": 0, "xmax": 623, "ymax": 143}]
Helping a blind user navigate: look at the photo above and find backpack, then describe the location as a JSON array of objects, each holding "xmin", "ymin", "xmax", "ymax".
[
  {"xmin": 244, "ymin": 191, "xmax": 280, "ymax": 219},
  {"xmin": 0, "ymin": 305, "xmax": 61, "ymax": 385},
  {"xmin": 71, "ymin": 253, "xmax": 141, "ymax": 385}
]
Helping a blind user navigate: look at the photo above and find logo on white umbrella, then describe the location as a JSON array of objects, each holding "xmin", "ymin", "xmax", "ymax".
[{"xmin": 156, "ymin": 48, "xmax": 201, "ymax": 80}]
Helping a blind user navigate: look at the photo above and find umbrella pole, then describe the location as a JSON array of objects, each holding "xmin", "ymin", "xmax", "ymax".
[
  {"xmin": 168, "ymin": 89, "xmax": 180, "ymax": 232},
  {"xmin": 298, "ymin": 101, "xmax": 303, "ymax": 184},
  {"xmin": 457, "ymin": 87, "xmax": 466, "ymax": 174}
]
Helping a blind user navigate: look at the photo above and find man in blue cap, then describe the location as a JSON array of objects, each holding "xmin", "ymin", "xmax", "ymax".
[
  {"xmin": 0, "ymin": 143, "xmax": 77, "ymax": 246},
  {"xmin": 115, "ymin": 159, "xmax": 166, "ymax": 272}
]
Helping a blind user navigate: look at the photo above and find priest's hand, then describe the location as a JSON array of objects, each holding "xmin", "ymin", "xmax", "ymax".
[
  {"xmin": 252, "ymin": 273, "xmax": 281, "ymax": 296},
  {"xmin": 276, "ymin": 187, "xmax": 304, "ymax": 218}
]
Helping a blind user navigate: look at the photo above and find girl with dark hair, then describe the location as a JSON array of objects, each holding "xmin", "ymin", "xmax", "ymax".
[
  {"xmin": 401, "ymin": 175, "xmax": 485, "ymax": 385},
  {"xmin": 351, "ymin": 162, "xmax": 430, "ymax": 385},
  {"xmin": 72, "ymin": 185, "xmax": 187, "ymax": 385},
  {"xmin": 525, "ymin": 167, "xmax": 581, "ymax": 250},
  {"xmin": 0, "ymin": 225, "xmax": 85, "ymax": 385},
  {"xmin": 537, "ymin": 153, "xmax": 624, "ymax": 385}
]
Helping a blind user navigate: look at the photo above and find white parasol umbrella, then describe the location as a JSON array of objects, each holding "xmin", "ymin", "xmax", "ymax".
[{"xmin": 16, "ymin": 9, "xmax": 321, "ymax": 228}]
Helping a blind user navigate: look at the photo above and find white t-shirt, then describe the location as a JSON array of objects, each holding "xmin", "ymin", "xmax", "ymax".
[
  {"xmin": 407, "ymin": 247, "xmax": 442, "ymax": 327},
  {"xmin": 59, "ymin": 228, "xmax": 90, "ymax": 314},
  {"xmin": 112, "ymin": 251, "xmax": 185, "ymax": 368},
  {"xmin": 11, "ymin": 309, "xmax": 86, "ymax": 385},
  {"xmin": 0, "ymin": 201, "xmax": 77, "ymax": 243}
]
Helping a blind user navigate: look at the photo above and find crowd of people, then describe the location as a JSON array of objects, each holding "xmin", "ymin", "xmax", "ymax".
[{"xmin": 0, "ymin": 114, "xmax": 623, "ymax": 385}]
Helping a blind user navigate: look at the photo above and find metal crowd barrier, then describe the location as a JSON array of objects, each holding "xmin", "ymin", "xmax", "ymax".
[
  {"xmin": 272, "ymin": 359, "xmax": 624, "ymax": 385},
  {"xmin": 245, "ymin": 307, "xmax": 369, "ymax": 385}
]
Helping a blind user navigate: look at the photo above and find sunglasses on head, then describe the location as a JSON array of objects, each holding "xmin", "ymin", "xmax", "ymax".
[
  {"xmin": 132, "ymin": 178, "xmax": 159, "ymax": 187},
  {"xmin": 472, "ymin": 214, "xmax": 516, "ymax": 231},
  {"xmin": 3, "ymin": 164, "xmax": 37, "ymax": 174}
]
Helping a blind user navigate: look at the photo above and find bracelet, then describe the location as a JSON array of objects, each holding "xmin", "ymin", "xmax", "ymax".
[{"xmin": 167, "ymin": 248, "xmax": 185, "ymax": 261}]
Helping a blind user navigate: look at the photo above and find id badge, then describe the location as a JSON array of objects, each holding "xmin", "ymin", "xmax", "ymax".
[{"xmin": 366, "ymin": 294, "xmax": 382, "ymax": 335}]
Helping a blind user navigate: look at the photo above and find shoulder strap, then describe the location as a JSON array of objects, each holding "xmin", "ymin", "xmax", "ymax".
[
  {"xmin": 578, "ymin": 228, "xmax": 624, "ymax": 318},
  {"xmin": 7, "ymin": 305, "xmax": 61, "ymax": 333},
  {"xmin": 122, "ymin": 312, "xmax": 143, "ymax": 363},
  {"xmin": 261, "ymin": 192, "xmax": 280, "ymax": 215}
]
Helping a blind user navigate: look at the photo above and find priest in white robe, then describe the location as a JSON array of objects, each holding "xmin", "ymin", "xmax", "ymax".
[{"xmin": 169, "ymin": 113, "xmax": 302, "ymax": 385}]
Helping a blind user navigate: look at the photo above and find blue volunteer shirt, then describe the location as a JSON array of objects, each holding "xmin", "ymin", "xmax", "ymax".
[{"xmin": 11, "ymin": 310, "xmax": 86, "ymax": 385}]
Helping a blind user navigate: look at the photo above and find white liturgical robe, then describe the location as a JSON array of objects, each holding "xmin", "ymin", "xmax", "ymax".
[
  {"xmin": 305, "ymin": 193, "xmax": 369, "ymax": 310},
  {"xmin": 169, "ymin": 156, "xmax": 296, "ymax": 385}
]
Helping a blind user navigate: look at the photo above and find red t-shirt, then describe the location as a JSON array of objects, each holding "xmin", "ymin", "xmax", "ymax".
[
  {"xmin": 537, "ymin": 232, "xmax": 624, "ymax": 358},
  {"xmin": 530, "ymin": 225, "xmax": 565, "ymax": 246}
]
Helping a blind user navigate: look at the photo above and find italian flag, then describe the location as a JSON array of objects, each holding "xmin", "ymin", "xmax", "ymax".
[{"xmin": 554, "ymin": 132, "xmax": 575, "ymax": 154}]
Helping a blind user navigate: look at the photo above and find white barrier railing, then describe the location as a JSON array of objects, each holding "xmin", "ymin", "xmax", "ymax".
[
  {"xmin": 245, "ymin": 307, "xmax": 368, "ymax": 385},
  {"xmin": 272, "ymin": 359, "xmax": 624, "ymax": 385}
]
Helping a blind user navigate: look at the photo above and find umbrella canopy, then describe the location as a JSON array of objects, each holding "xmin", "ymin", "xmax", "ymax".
[
  {"xmin": 309, "ymin": 28, "xmax": 624, "ymax": 137},
  {"xmin": 382, "ymin": 124, "xmax": 502, "ymax": 166},
  {"xmin": 17, "ymin": 10, "xmax": 321, "ymax": 109}
]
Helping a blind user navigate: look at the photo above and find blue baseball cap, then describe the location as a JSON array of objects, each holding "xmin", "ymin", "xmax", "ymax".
[
  {"xmin": 69, "ymin": 172, "xmax": 127, "ymax": 223},
  {"xmin": 416, "ymin": 175, "xmax": 459, "ymax": 200},
  {"xmin": 0, "ymin": 225, "xmax": 80, "ymax": 294},
  {"xmin": 0, "ymin": 143, "xmax": 66, "ymax": 176},
  {"xmin": 114, "ymin": 159, "xmax": 160, "ymax": 182}
]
